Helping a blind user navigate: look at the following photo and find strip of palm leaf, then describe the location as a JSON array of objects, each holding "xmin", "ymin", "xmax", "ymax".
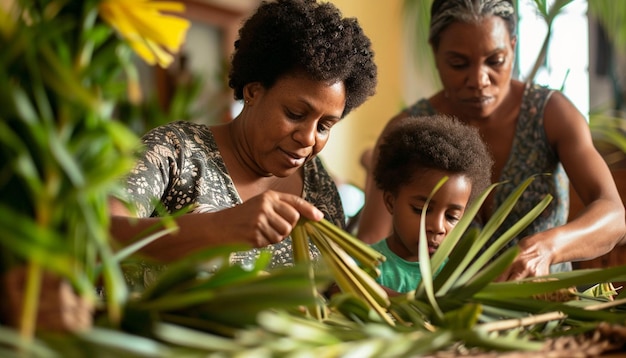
[{"xmin": 290, "ymin": 214, "xmax": 394, "ymax": 326}]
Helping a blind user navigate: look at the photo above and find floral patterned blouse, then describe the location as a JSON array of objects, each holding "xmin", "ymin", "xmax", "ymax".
[
  {"xmin": 404, "ymin": 84, "xmax": 571, "ymax": 272},
  {"xmin": 121, "ymin": 121, "xmax": 345, "ymax": 290}
]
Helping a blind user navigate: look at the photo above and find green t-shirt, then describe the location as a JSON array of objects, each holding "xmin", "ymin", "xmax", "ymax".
[{"xmin": 371, "ymin": 239, "xmax": 446, "ymax": 294}]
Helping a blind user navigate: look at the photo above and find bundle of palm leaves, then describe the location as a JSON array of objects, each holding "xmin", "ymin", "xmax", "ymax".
[
  {"xmin": 5, "ymin": 176, "xmax": 621, "ymax": 357},
  {"xmin": 1, "ymin": 0, "xmax": 626, "ymax": 356}
]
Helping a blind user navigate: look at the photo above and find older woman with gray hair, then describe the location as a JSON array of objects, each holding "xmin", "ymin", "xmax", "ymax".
[{"xmin": 358, "ymin": 0, "xmax": 625, "ymax": 281}]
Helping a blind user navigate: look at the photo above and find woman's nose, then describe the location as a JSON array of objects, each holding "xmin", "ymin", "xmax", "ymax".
[
  {"xmin": 293, "ymin": 121, "xmax": 317, "ymax": 147},
  {"xmin": 467, "ymin": 66, "xmax": 490, "ymax": 89}
]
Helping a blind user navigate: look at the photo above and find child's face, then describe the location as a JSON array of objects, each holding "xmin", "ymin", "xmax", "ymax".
[{"xmin": 384, "ymin": 170, "xmax": 472, "ymax": 262}]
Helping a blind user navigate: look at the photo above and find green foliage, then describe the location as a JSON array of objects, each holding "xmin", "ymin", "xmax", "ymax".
[
  {"xmin": 588, "ymin": 0, "xmax": 626, "ymax": 50},
  {"xmin": 1, "ymin": 1, "xmax": 626, "ymax": 356},
  {"xmin": 93, "ymin": 176, "xmax": 625, "ymax": 356},
  {"xmin": 0, "ymin": 0, "xmax": 140, "ymax": 329},
  {"xmin": 115, "ymin": 72, "xmax": 204, "ymax": 136},
  {"xmin": 2, "ymin": 170, "xmax": 626, "ymax": 355},
  {"xmin": 589, "ymin": 110, "xmax": 626, "ymax": 166}
]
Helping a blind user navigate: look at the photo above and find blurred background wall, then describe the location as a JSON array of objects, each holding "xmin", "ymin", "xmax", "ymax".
[
  {"xmin": 91, "ymin": 0, "xmax": 624, "ymax": 192},
  {"xmin": 153, "ymin": 0, "xmax": 624, "ymax": 188},
  {"xmin": 315, "ymin": 0, "xmax": 414, "ymax": 189}
]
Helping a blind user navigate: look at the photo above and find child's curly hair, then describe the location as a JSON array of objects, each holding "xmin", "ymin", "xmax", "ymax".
[
  {"xmin": 374, "ymin": 114, "xmax": 493, "ymax": 203},
  {"xmin": 228, "ymin": 0, "xmax": 377, "ymax": 117}
]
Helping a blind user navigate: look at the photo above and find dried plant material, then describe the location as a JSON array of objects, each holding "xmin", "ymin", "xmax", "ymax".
[
  {"xmin": 528, "ymin": 278, "xmax": 579, "ymax": 302},
  {"xmin": 531, "ymin": 286, "xmax": 578, "ymax": 302}
]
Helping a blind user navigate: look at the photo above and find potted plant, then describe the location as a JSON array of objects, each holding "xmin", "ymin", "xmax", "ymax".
[{"xmin": 0, "ymin": 0, "xmax": 189, "ymax": 339}]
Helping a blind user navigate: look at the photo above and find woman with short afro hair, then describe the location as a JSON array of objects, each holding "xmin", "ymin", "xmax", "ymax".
[
  {"xmin": 109, "ymin": 0, "xmax": 378, "ymax": 288},
  {"xmin": 229, "ymin": 0, "xmax": 376, "ymax": 117}
]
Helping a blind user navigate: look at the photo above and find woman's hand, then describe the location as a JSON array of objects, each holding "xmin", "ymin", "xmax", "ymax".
[
  {"xmin": 214, "ymin": 190, "xmax": 323, "ymax": 248},
  {"xmin": 110, "ymin": 191, "xmax": 323, "ymax": 262},
  {"xmin": 495, "ymin": 233, "xmax": 553, "ymax": 281}
]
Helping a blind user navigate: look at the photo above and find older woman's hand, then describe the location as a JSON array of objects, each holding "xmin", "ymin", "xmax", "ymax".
[{"xmin": 495, "ymin": 233, "xmax": 553, "ymax": 281}]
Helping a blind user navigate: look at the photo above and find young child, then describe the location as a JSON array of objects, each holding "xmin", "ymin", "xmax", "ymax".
[{"xmin": 371, "ymin": 114, "xmax": 493, "ymax": 295}]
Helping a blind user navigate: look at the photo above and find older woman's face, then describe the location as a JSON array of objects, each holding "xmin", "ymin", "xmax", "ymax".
[
  {"xmin": 243, "ymin": 73, "xmax": 346, "ymax": 177},
  {"xmin": 433, "ymin": 16, "xmax": 516, "ymax": 119}
]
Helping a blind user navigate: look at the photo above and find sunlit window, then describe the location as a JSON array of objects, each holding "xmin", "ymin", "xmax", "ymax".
[{"xmin": 516, "ymin": 0, "xmax": 589, "ymax": 118}]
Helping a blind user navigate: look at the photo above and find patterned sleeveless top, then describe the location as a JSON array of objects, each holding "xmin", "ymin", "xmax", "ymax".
[
  {"xmin": 122, "ymin": 121, "xmax": 345, "ymax": 290},
  {"xmin": 404, "ymin": 84, "xmax": 571, "ymax": 272}
]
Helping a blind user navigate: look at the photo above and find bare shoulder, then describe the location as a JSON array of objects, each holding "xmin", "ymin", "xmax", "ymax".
[
  {"xmin": 543, "ymin": 90, "xmax": 585, "ymax": 124},
  {"xmin": 543, "ymin": 90, "xmax": 590, "ymax": 147}
]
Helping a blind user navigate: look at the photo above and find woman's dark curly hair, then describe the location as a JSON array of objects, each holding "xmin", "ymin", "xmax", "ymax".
[
  {"xmin": 374, "ymin": 115, "xmax": 493, "ymax": 203},
  {"xmin": 228, "ymin": 0, "xmax": 377, "ymax": 117}
]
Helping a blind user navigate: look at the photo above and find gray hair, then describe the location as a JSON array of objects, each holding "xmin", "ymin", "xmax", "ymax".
[{"xmin": 429, "ymin": 0, "xmax": 516, "ymax": 49}]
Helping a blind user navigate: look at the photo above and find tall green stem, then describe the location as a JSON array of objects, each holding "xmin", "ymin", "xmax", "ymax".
[
  {"xmin": 19, "ymin": 162, "xmax": 56, "ymax": 339},
  {"xmin": 20, "ymin": 261, "xmax": 42, "ymax": 341},
  {"xmin": 524, "ymin": 26, "xmax": 551, "ymax": 83}
]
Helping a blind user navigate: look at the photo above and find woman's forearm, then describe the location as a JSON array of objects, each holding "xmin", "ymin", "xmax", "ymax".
[
  {"xmin": 109, "ymin": 214, "xmax": 218, "ymax": 262},
  {"xmin": 545, "ymin": 198, "xmax": 625, "ymax": 264}
]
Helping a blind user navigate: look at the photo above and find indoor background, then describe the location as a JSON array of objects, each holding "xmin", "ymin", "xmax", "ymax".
[{"xmin": 136, "ymin": 0, "xmax": 621, "ymax": 194}]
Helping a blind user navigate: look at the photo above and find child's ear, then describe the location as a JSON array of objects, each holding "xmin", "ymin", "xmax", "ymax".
[{"xmin": 383, "ymin": 191, "xmax": 395, "ymax": 215}]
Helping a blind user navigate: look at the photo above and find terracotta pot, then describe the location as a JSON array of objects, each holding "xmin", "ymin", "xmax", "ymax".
[{"xmin": 0, "ymin": 266, "xmax": 94, "ymax": 332}]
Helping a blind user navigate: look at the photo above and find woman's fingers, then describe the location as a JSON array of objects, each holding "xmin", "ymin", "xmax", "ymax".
[
  {"xmin": 277, "ymin": 192, "xmax": 323, "ymax": 221},
  {"xmin": 238, "ymin": 191, "xmax": 323, "ymax": 245}
]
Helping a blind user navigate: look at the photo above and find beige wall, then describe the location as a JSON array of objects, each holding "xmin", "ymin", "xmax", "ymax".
[
  {"xmin": 320, "ymin": 0, "xmax": 439, "ymax": 188},
  {"xmin": 319, "ymin": 0, "xmax": 404, "ymax": 188},
  {"xmin": 0, "ymin": 0, "xmax": 12, "ymax": 10}
]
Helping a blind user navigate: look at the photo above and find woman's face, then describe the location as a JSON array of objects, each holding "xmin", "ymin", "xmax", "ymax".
[
  {"xmin": 433, "ymin": 16, "xmax": 516, "ymax": 119},
  {"xmin": 384, "ymin": 170, "xmax": 472, "ymax": 262},
  {"xmin": 242, "ymin": 73, "xmax": 346, "ymax": 177}
]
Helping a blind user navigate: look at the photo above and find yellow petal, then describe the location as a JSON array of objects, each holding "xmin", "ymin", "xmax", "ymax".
[
  {"xmin": 146, "ymin": 2, "xmax": 185, "ymax": 13},
  {"xmin": 127, "ymin": 38, "xmax": 157, "ymax": 65},
  {"xmin": 100, "ymin": 5, "xmax": 139, "ymax": 41},
  {"xmin": 146, "ymin": 39, "xmax": 174, "ymax": 68},
  {"xmin": 120, "ymin": 7, "xmax": 189, "ymax": 52},
  {"xmin": 98, "ymin": 0, "xmax": 190, "ymax": 68}
]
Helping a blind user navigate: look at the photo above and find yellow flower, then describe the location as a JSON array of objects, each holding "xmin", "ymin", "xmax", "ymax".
[{"xmin": 98, "ymin": 0, "xmax": 190, "ymax": 68}]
